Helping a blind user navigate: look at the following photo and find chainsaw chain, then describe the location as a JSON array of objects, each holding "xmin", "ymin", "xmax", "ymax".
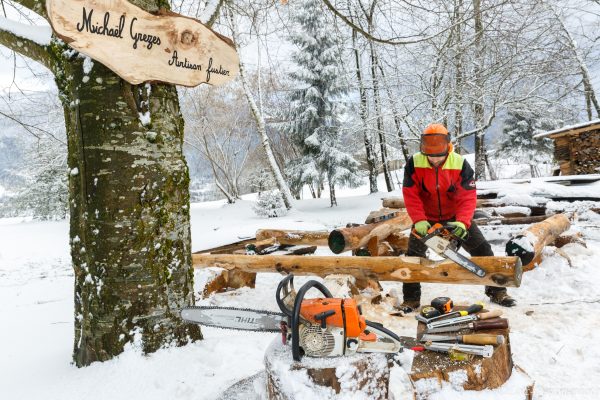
[{"xmin": 181, "ymin": 305, "xmax": 286, "ymax": 333}]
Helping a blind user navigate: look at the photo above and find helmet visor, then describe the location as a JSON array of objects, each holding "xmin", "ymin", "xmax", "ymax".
[{"xmin": 420, "ymin": 134, "xmax": 450, "ymax": 156}]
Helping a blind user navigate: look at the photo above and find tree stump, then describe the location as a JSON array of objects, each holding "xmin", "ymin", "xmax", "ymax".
[
  {"xmin": 409, "ymin": 307, "xmax": 534, "ymax": 399},
  {"xmin": 264, "ymin": 338, "xmax": 392, "ymax": 399}
]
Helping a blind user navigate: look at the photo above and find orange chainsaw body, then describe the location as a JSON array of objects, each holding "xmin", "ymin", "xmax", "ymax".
[{"xmin": 299, "ymin": 298, "xmax": 371, "ymax": 338}]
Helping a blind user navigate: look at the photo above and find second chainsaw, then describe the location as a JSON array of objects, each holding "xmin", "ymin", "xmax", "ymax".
[{"xmin": 412, "ymin": 223, "xmax": 487, "ymax": 277}]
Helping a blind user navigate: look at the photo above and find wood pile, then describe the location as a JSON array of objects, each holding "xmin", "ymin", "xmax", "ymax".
[{"xmin": 569, "ymin": 131, "xmax": 600, "ymax": 174}]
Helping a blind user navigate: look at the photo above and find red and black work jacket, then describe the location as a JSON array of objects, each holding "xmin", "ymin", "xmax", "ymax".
[{"xmin": 402, "ymin": 152, "xmax": 477, "ymax": 227}]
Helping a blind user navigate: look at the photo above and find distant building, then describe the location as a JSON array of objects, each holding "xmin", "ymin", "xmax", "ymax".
[{"xmin": 534, "ymin": 120, "xmax": 600, "ymax": 175}]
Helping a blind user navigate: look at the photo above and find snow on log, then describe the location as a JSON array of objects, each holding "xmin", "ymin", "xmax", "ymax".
[
  {"xmin": 264, "ymin": 338, "xmax": 392, "ymax": 399},
  {"xmin": 505, "ymin": 214, "xmax": 571, "ymax": 271},
  {"xmin": 191, "ymin": 254, "xmax": 523, "ymax": 287},
  {"xmin": 255, "ymin": 229, "xmax": 330, "ymax": 246},
  {"xmin": 328, "ymin": 213, "xmax": 413, "ymax": 254}
]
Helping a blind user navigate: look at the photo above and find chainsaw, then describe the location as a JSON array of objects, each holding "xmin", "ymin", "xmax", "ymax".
[
  {"xmin": 412, "ymin": 223, "xmax": 486, "ymax": 277},
  {"xmin": 181, "ymin": 274, "xmax": 404, "ymax": 361}
]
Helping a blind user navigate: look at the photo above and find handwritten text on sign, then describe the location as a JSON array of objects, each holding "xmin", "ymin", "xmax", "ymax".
[{"xmin": 46, "ymin": 0, "xmax": 239, "ymax": 86}]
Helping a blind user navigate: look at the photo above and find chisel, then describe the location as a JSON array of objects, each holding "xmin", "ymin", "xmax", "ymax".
[
  {"xmin": 425, "ymin": 317, "xmax": 509, "ymax": 334},
  {"xmin": 420, "ymin": 333, "xmax": 505, "ymax": 345},
  {"xmin": 426, "ymin": 309, "xmax": 503, "ymax": 330},
  {"xmin": 424, "ymin": 342, "xmax": 494, "ymax": 358}
]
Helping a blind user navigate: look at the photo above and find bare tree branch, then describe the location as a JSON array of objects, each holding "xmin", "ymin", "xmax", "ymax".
[{"xmin": 7, "ymin": 0, "xmax": 47, "ymax": 19}]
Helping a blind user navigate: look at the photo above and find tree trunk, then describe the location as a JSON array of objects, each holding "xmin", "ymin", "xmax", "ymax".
[
  {"xmin": 369, "ymin": 42, "xmax": 394, "ymax": 192},
  {"xmin": 353, "ymin": 31, "xmax": 378, "ymax": 192},
  {"xmin": 473, "ymin": 0, "xmax": 487, "ymax": 180},
  {"xmin": 377, "ymin": 62, "xmax": 409, "ymax": 162},
  {"xmin": 56, "ymin": 49, "xmax": 201, "ymax": 366},
  {"xmin": 229, "ymin": 14, "xmax": 294, "ymax": 209},
  {"xmin": 328, "ymin": 177, "xmax": 337, "ymax": 207}
]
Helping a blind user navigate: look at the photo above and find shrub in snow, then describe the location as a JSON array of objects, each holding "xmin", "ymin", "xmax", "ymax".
[{"xmin": 253, "ymin": 190, "xmax": 288, "ymax": 218}]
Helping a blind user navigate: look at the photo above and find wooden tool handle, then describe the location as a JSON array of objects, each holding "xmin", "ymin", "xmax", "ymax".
[
  {"xmin": 473, "ymin": 318, "xmax": 508, "ymax": 331},
  {"xmin": 478, "ymin": 309, "xmax": 503, "ymax": 320},
  {"xmin": 461, "ymin": 334, "xmax": 505, "ymax": 345}
]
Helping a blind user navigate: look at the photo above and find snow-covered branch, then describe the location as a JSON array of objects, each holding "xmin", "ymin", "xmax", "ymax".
[{"xmin": 0, "ymin": 17, "xmax": 52, "ymax": 69}]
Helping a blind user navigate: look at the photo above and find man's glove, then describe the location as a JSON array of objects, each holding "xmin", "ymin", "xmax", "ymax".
[
  {"xmin": 448, "ymin": 221, "xmax": 468, "ymax": 239},
  {"xmin": 414, "ymin": 220, "xmax": 431, "ymax": 237}
]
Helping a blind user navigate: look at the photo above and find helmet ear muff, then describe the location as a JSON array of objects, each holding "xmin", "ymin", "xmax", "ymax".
[{"xmin": 448, "ymin": 142, "xmax": 454, "ymax": 153}]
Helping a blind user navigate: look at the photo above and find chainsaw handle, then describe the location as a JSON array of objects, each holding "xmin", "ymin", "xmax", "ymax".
[
  {"xmin": 276, "ymin": 274, "xmax": 295, "ymax": 317},
  {"xmin": 291, "ymin": 280, "xmax": 333, "ymax": 362}
]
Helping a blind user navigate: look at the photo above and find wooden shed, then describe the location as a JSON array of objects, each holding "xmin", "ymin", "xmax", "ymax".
[{"xmin": 535, "ymin": 119, "xmax": 600, "ymax": 175}]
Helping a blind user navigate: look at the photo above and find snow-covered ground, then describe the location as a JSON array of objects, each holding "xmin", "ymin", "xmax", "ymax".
[{"xmin": 1, "ymin": 174, "xmax": 599, "ymax": 399}]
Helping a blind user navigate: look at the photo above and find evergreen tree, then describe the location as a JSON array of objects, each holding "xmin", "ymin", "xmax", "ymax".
[
  {"xmin": 498, "ymin": 110, "xmax": 559, "ymax": 177},
  {"xmin": 284, "ymin": 0, "xmax": 360, "ymax": 206}
]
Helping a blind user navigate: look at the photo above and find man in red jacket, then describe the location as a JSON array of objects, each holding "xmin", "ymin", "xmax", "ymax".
[{"xmin": 400, "ymin": 123, "xmax": 516, "ymax": 312}]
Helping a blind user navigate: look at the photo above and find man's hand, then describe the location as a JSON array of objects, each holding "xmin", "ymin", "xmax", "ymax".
[
  {"xmin": 414, "ymin": 220, "xmax": 431, "ymax": 236},
  {"xmin": 448, "ymin": 221, "xmax": 468, "ymax": 239}
]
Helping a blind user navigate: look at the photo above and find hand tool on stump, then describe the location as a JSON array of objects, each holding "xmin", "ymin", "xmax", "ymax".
[
  {"xmin": 422, "ymin": 342, "xmax": 494, "ymax": 358},
  {"xmin": 425, "ymin": 317, "xmax": 509, "ymax": 334},
  {"xmin": 426, "ymin": 309, "xmax": 503, "ymax": 330},
  {"xmin": 424, "ymin": 303, "xmax": 484, "ymax": 324},
  {"xmin": 420, "ymin": 333, "xmax": 505, "ymax": 345}
]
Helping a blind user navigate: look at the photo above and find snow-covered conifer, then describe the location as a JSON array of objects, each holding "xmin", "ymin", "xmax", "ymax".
[
  {"xmin": 253, "ymin": 189, "xmax": 288, "ymax": 218},
  {"xmin": 284, "ymin": 0, "xmax": 360, "ymax": 206},
  {"xmin": 498, "ymin": 110, "xmax": 559, "ymax": 177}
]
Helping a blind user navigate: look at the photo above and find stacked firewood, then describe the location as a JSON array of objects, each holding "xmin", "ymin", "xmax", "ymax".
[{"xmin": 572, "ymin": 131, "xmax": 600, "ymax": 174}]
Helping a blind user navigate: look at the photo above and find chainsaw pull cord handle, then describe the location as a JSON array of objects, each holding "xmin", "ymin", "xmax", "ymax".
[
  {"xmin": 276, "ymin": 274, "xmax": 295, "ymax": 317},
  {"xmin": 291, "ymin": 280, "xmax": 333, "ymax": 362}
]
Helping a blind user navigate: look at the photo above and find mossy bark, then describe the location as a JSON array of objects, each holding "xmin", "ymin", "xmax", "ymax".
[{"xmin": 47, "ymin": 2, "xmax": 202, "ymax": 366}]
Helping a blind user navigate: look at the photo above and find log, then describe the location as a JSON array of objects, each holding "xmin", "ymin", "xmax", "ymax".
[
  {"xmin": 505, "ymin": 214, "xmax": 571, "ymax": 271},
  {"xmin": 265, "ymin": 338, "xmax": 392, "ymax": 399},
  {"xmin": 328, "ymin": 213, "xmax": 413, "ymax": 254},
  {"xmin": 194, "ymin": 238, "xmax": 256, "ymax": 254},
  {"xmin": 364, "ymin": 208, "xmax": 402, "ymax": 223},
  {"xmin": 382, "ymin": 196, "xmax": 508, "ymax": 209},
  {"xmin": 255, "ymin": 229, "xmax": 330, "ymax": 246},
  {"xmin": 201, "ymin": 269, "xmax": 256, "ymax": 297},
  {"xmin": 475, "ymin": 215, "xmax": 551, "ymax": 226},
  {"xmin": 192, "ymin": 253, "xmax": 523, "ymax": 287},
  {"xmin": 553, "ymin": 232, "xmax": 586, "ymax": 248},
  {"xmin": 384, "ymin": 231, "xmax": 410, "ymax": 254},
  {"xmin": 284, "ymin": 246, "xmax": 318, "ymax": 255},
  {"xmin": 246, "ymin": 238, "xmax": 280, "ymax": 254}
]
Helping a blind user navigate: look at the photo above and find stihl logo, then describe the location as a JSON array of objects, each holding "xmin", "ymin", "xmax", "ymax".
[{"xmin": 235, "ymin": 316, "xmax": 257, "ymax": 324}]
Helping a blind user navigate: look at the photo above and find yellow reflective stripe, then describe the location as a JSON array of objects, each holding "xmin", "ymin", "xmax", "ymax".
[
  {"xmin": 442, "ymin": 151, "xmax": 464, "ymax": 170},
  {"xmin": 413, "ymin": 153, "xmax": 431, "ymax": 168}
]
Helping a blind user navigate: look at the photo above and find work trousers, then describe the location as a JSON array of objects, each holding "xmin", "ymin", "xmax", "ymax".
[{"xmin": 402, "ymin": 220, "xmax": 505, "ymax": 301}]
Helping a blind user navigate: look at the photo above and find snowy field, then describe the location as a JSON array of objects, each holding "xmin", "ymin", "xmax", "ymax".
[{"xmin": 1, "ymin": 175, "xmax": 600, "ymax": 399}]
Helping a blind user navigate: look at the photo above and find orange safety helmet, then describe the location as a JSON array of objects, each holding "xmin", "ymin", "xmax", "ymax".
[{"xmin": 421, "ymin": 123, "xmax": 454, "ymax": 156}]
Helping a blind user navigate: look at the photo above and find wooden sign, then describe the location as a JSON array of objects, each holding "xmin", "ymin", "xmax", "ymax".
[{"xmin": 46, "ymin": 0, "xmax": 239, "ymax": 86}]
